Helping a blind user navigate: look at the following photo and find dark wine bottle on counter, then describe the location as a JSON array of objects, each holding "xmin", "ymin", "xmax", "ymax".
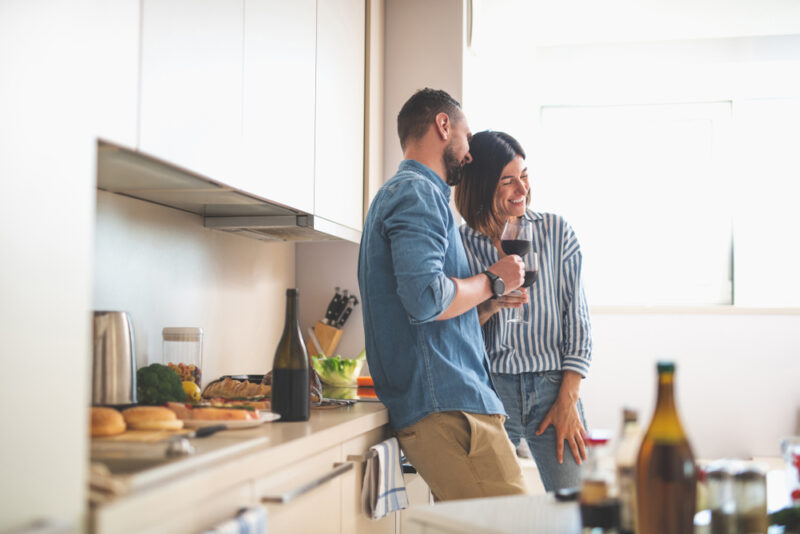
[
  {"xmin": 270, "ymin": 288, "xmax": 310, "ymax": 422},
  {"xmin": 635, "ymin": 361, "xmax": 697, "ymax": 534}
]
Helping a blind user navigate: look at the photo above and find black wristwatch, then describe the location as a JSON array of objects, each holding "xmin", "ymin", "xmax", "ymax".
[{"xmin": 483, "ymin": 270, "xmax": 505, "ymax": 299}]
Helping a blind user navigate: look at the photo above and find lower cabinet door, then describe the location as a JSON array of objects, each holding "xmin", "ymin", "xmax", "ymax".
[
  {"xmin": 254, "ymin": 446, "xmax": 344, "ymax": 534},
  {"xmin": 97, "ymin": 483, "xmax": 254, "ymax": 534},
  {"xmin": 341, "ymin": 426, "xmax": 396, "ymax": 534}
]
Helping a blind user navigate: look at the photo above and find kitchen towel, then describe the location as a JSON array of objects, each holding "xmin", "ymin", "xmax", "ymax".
[
  {"xmin": 361, "ymin": 437, "xmax": 410, "ymax": 520},
  {"xmin": 202, "ymin": 506, "xmax": 267, "ymax": 534}
]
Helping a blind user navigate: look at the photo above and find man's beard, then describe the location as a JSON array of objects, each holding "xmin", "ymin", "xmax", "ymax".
[{"xmin": 443, "ymin": 143, "xmax": 463, "ymax": 186}]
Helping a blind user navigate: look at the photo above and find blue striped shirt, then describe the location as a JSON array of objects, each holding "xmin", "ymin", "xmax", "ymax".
[{"xmin": 460, "ymin": 210, "xmax": 593, "ymax": 377}]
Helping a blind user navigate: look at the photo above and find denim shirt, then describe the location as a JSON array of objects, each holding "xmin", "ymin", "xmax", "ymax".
[{"xmin": 358, "ymin": 159, "xmax": 506, "ymax": 431}]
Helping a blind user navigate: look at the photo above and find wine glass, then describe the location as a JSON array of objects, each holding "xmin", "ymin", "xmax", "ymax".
[{"xmin": 500, "ymin": 217, "xmax": 536, "ymax": 323}]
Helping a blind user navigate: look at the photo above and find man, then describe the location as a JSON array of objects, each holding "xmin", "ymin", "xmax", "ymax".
[{"xmin": 358, "ymin": 88, "xmax": 528, "ymax": 500}]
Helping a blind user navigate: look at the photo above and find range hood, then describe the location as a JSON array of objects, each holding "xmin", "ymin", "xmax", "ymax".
[{"xmin": 96, "ymin": 140, "xmax": 361, "ymax": 243}]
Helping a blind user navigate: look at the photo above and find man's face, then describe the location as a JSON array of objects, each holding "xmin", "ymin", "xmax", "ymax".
[{"xmin": 443, "ymin": 113, "xmax": 473, "ymax": 186}]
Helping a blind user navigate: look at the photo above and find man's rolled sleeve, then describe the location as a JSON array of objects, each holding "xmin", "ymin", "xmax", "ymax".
[{"xmin": 383, "ymin": 178, "xmax": 455, "ymax": 324}]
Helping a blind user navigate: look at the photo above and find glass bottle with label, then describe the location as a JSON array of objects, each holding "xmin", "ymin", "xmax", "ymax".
[
  {"xmin": 270, "ymin": 288, "xmax": 310, "ymax": 422},
  {"xmin": 635, "ymin": 361, "xmax": 697, "ymax": 534}
]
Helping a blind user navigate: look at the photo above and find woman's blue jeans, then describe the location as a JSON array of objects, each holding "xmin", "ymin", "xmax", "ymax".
[{"xmin": 492, "ymin": 371, "xmax": 587, "ymax": 492}]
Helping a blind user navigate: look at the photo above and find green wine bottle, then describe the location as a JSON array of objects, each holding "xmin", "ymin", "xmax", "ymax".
[{"xmin": 270, "ymin": 288, "xmax": 310, "ymax": 422}]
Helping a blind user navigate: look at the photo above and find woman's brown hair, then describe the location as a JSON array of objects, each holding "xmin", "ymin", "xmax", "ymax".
[{"xmin": 454, "ymin": 131, "xmax": 529, "ymax": 238}]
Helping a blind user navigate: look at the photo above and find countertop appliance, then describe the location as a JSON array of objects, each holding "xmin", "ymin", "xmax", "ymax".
[{"xmin": 92, "ymin": 311, "xmax": 137, "ymax": 405}]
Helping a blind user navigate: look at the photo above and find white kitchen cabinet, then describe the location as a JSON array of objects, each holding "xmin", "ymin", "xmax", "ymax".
[
  {"xmin": 93, "ymin": 0, "xmax": 140, "ymax": 148},
  {"xmin": 314, "ymin": 0, "xmax": 366, "ymax": 230},
  {"xmin": 254, "ymin": 445, "xmax": 344, "ymax": 533},
  {"xmin": 139, "ymin": 0, "xmax": 244, "ymax": 183},
  {"xmin": 241, "ymin": 0, "xmax": 317, "ymax": 214},
  {"xmin": 341, "ymin": 426, "xmax": 396, "ymax": 534}
]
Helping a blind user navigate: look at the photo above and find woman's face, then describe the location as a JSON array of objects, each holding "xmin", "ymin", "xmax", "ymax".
[{"xmin": 493, "ymin": 154, "xmax": 529, "ymax": 220}]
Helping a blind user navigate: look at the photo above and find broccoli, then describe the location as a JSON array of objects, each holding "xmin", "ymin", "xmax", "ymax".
[{"xmin": 136, "ymin": 363, "xmax": 185, "ymax": 405}]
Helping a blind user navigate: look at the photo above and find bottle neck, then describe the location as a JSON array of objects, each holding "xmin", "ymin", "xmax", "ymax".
[
  {"xmin": 285, "ymin": 292, "xmax": 298, "ymax": 324},
  {"xmin": 646, "ymin": 371, "xmax": 686, "ymax": 442}
]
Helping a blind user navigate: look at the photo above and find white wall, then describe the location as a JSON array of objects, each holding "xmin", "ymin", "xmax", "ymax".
[
  {"xmin": 295, "ymin": 241, "xmax": 364, "ymax": 360},
  {"xmin": 93, "ymin": 191, "xmax": 295, "ymax": 381},
  {"xmin": 383, "ymin": 0, "xmax": 465, "ymax": 179},
  {"xmin": 584, "ymin": 310, "xmax": 800, "ymax": 459}
]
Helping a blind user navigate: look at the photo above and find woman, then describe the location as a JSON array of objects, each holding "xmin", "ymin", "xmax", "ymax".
[{"xmin": 454, "ymin": 130, "xmax": 593, "ymax": 492}]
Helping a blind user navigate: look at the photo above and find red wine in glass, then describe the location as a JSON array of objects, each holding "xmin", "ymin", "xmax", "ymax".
[
  {"xmin": 500, "ymin": 218, "xmax": 534, "ymax": 323},
  {"xmin": 501, "ymin": 239, "xmax": 531, "ymax": 257}
]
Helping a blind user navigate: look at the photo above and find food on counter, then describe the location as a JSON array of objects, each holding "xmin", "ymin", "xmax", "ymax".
[
  {"xmin": 182, "ymin": 381, "xmax": 202, "ymax": 403},
  {"xmin": 122, "ymin": 406, "xmax": 184, "ymax": 431},
  {"xmin": 167, "ymin": 362, "xmax": 201, "ymax": 386},
  {"xmin": 90, "ymin": 407, "xmax": 126, "ymax": 437},
  {"xmin": 206, "ymin": 397, "xmax": 270, "ymax": 410},
  {"xmin": 357, "ymin": 376, "xmax": 374, "ymax": 387},
  {"xmin": 312, "ymin": 350, "xmax": 366, "ymax": 387},
  {"xmin": 202, "ymin": 377, "xmax": 271, "ymax": 399},
  {"xmin": 165, "ymin": 402, "xmax": 259, "ymax": 421},
  {"xmin": 192, "ymin": 407, "xmax": 258, "ymax": 421},
  {"xmin": 136, "ymin": 363, "xmax": 186, "ymax": 405}
]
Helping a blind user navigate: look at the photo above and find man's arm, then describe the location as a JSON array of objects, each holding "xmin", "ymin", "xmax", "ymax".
[{"xmin": 437, "ymin": 255, "xmax": 525, "ymax": 321}]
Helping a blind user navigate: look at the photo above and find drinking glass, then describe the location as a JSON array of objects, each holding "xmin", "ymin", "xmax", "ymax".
[{"xmin": 500, "ymin": 218, "xmax": 537, "ymax": 323}]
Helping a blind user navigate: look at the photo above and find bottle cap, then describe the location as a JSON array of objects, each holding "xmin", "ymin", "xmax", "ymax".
[
  {"xmin": 657, "ymin": 361, "xmax": 675, "ymax": 373},
  {"xmin": 622, "ymin": 407, "xmax": 638, "ymax": 423}
]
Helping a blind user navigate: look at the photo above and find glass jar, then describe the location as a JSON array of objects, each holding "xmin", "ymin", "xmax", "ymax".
[
  {"xmin": 162, "ymin": 327, "xmax": 203, "ymax": 386},
  {"xmin": 706, "ymin": 460, "xmax": 736, "ymax": 534},
  {"xmin": 581, "ymin": 430, "xmax": 620, "ymax": 533},
  {"xmin": 732, "ymin": 463, "xmax": 767, "ymax": 534}
]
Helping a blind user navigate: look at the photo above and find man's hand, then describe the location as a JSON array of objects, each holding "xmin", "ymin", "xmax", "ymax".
[{"xmin": 488, "ymin": 254, "xmax": 525, "ymax": 293}]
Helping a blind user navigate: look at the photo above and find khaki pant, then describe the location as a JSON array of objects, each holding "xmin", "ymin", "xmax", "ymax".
[{"xmin": 396, "ymin": 411, "xmax": 527, "ymax": 501}]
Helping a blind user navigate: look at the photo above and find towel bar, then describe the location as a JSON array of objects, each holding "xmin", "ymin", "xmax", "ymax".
[{"xmin": 346, "ymin": 451, "xmax": 417, "ymax": 474}]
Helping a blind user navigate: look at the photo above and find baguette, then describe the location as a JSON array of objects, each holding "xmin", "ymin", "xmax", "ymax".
[{"xmin": 202, "ymin": 377, "xmax": 271, "ymax": 399}]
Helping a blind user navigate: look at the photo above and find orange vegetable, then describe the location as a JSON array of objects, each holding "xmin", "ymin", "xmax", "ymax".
[{"xmin": 357, "ymin": 376, "xmax": 374, "ymax": 387}]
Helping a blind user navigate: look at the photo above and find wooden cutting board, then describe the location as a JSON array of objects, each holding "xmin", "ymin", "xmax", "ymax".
[{"xmin": 94, "ymin": 429, "xmax": 190, "ymax": 443}]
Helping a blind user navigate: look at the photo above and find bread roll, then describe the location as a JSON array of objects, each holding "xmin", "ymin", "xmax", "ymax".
[
  {"xmin": 122, "ymin": 406, "xmax": 184, "ymax": 431},
  {"xmin": 90, "ymin": 407, "xmax": 126, "ymax": 437}
]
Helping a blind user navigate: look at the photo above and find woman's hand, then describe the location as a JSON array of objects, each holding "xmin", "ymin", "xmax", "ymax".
[
  {"xmin": 477, "ymin": 292, "xmax": 528, "ymax": 325},
  {"xmin": 535, "ymin": 371, "xmax": 587, "ymax": 465}
]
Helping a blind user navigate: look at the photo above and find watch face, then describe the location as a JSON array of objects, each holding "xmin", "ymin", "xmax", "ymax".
[{"xmin": 492, "ymin": 277, "xmax": 505, "ymax": 297}]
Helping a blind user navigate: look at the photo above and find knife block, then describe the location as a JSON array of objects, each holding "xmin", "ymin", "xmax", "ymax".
[{"xmin": 307, "ymin": 321, "xmax": 343, "ymax": 358}]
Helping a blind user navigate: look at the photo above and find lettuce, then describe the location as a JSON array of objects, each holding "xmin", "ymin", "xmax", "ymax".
[{"xmin": 312, "ymin": 350, "xmax": 365, "ymax": 387}]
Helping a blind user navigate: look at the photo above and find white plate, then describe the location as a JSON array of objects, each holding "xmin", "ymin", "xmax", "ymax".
[{"xmin": 183, "ymin": 412, "xmax": 281, "ymax": 430}]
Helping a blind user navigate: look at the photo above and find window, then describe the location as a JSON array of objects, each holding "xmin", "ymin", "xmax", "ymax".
[{"xmin": 536, "ymin": 102, "xmax": 733, "ymax": 305}]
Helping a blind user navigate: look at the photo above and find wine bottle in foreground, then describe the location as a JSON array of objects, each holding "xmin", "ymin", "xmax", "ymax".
[
  {"xmin": 270, "ymin": 288, "xmax": 310, "ymax": 422},
  {"xmin": 635, "ymin": 361, "xmax": 697, "ymax": 534}
]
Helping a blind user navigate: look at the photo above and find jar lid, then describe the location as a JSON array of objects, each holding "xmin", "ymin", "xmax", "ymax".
[
  {"xmin": 162, "ymin": 327, "xmax": 203, "ymax": 341},
  {"xmin": 585, "ymin": 429, "xmax": 612, "ymax": 446}
]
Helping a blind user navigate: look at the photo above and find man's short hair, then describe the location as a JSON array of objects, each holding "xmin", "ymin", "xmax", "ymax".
[{"xmin": 397, "ymin": 88, "xmax": 462, "ymax": 151}]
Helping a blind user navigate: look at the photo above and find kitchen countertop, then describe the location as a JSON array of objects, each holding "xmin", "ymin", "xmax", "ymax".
[{"xmin": 91, "ymin": 402, "xmax": 389, "ymax": 496}]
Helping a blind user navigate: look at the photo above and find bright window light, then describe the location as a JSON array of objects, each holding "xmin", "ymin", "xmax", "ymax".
[{"xmin": 536, "ymin": 102, "xmax": 733, "ymax": 306}]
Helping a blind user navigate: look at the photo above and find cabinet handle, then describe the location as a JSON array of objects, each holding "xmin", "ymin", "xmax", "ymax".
[{"xmin": 260, "ymin": 462, "xmax": 353, "ymax": 504}]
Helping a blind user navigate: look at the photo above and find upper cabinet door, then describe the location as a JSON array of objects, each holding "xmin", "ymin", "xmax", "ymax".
[
  {"xmin": 242, "ymin": 0, "xmax": 316, "ymax": 214},
  {"xmin": 94, "ymin": 0, "xmax": 140, "ymax": 149},
  {"xmin": 315, "ymin": 0, "xmax": 366, "ymax": 230},
  {"xmin": 139, "ymin": 0, "xmax": 244, "ymax": 183}
]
